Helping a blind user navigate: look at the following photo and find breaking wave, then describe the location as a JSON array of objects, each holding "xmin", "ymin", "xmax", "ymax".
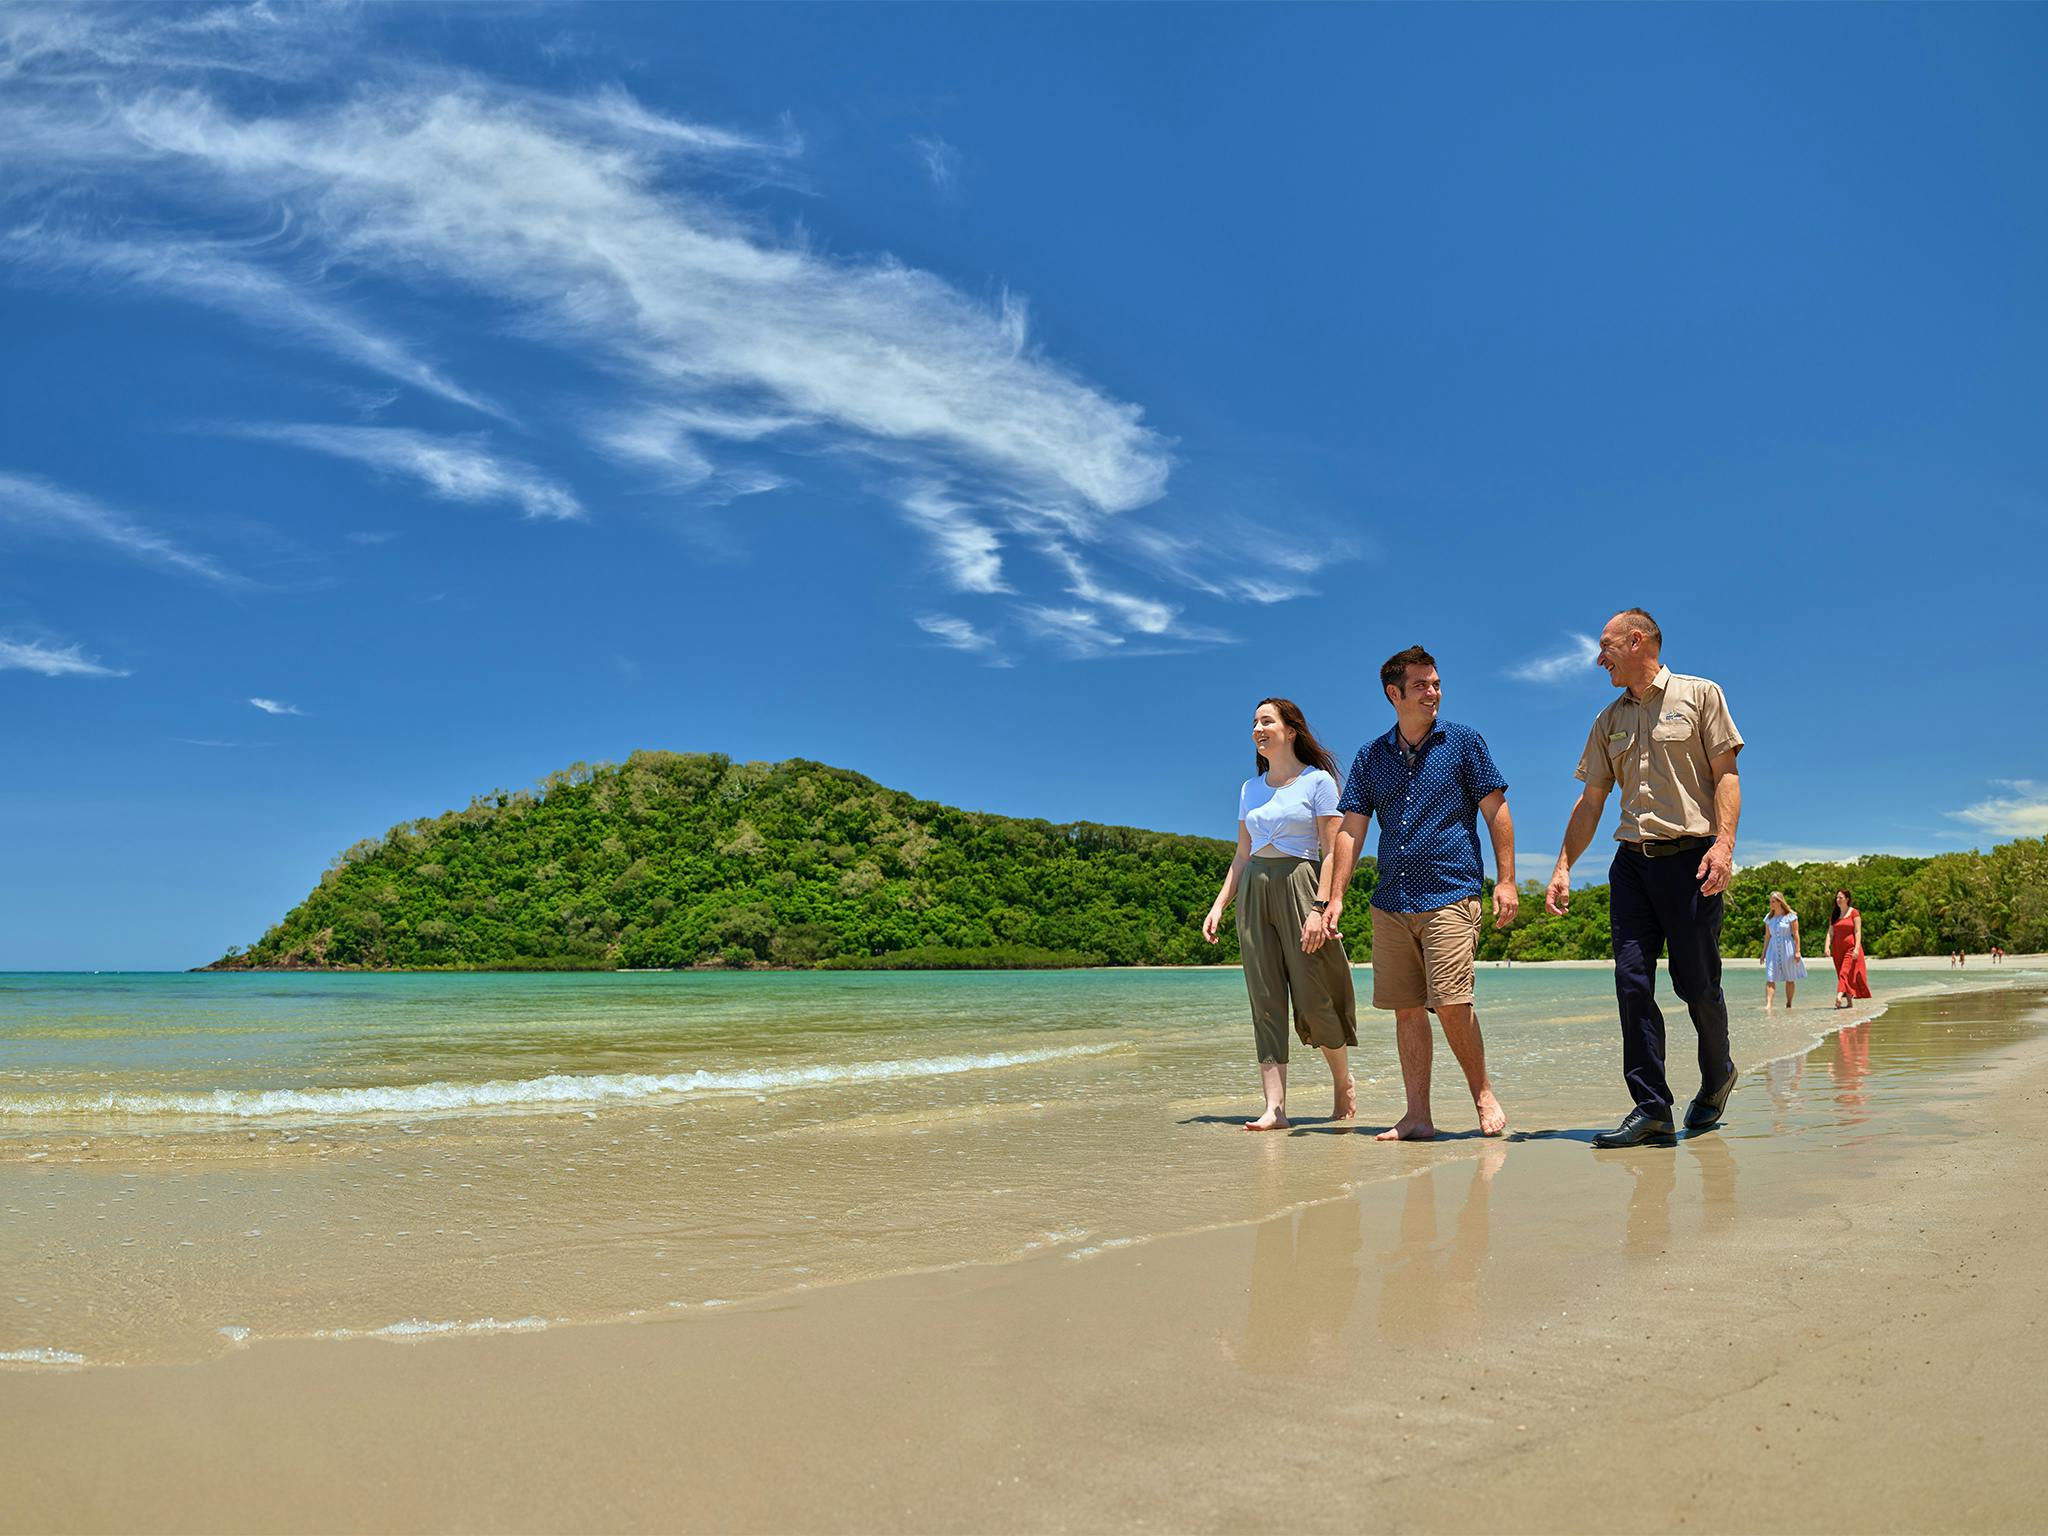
[{"xmin": 0, "ymin": 1042, "xmax": 1121, "ymax": 1123}]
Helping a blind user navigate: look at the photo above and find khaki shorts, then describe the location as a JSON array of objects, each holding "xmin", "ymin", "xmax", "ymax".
[{"xmin": 1370, "ymin": 899, "xmax": 1481, "ymax": 1010}]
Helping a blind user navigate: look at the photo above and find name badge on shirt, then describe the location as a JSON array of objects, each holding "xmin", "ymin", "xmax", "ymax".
[{"xmin": 1609, "ymin": 731, "xmax": 1628, "ymax": 744}]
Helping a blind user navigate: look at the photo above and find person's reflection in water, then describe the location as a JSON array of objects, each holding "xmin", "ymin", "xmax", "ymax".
[
  {"xmin": 1763, "ymin": 1053, "xmax": 1805, "ymax": 1132},
  {"xmin": 1377, "ymin": 1149, "xmax": 1505, "ymax": 1349},
  {"xmin": 1605, "ymin": 1146, "xmax": 1677, "ymax": 1259},
  {"xmin": 1830, "ymin": 1021, "xmax": 1872, "ymax": 1120},
  {"xmin": 1687, "ymin": 1133, "xmax": 1738, "ymax": 1230},
  {"xmin": 1223, "ymin": 1188, "xmax": 1363, "ymax": 1376}
]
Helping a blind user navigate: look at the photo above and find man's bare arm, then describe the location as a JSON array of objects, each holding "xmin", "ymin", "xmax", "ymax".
[
  {"xmin": 1696, "ymin": 750, "xmax": 1741, "ymax": 896},
  {"xmin": 1322, "ymin": 811, "xmax": 1370, "ymax": 939},
  {"xmin": 1546, "ymin": 784, "xmax": 1611, "ymax": 914},
  {"xmin": 1479, "ymin": 790, "xmax": 1518, "ymax": 929}
]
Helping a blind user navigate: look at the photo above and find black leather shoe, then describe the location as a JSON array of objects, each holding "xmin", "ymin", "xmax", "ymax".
[
  {"xmin": 1592, "ymin": 1106, "xmax": 1676, "ymax": 1148},
  {"xmin": 1684, "ymin": 1071, "xmax": 1738, "ymax": 1131}
]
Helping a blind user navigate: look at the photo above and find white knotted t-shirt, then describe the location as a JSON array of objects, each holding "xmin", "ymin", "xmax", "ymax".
[{"xmin": 1238, "ymin": 768, "xmax": 1339, "ymax": 859}]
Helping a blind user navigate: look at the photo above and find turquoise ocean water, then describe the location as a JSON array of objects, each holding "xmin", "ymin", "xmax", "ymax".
[{"xmin": 1, "ymin": 964, "xmax": 2035, "ymax": 1366}]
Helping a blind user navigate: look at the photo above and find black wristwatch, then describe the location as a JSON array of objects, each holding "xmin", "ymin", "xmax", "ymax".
[{"xmin": 1312, "ymin": 899, "xmax": 1330, "ymax": 911}]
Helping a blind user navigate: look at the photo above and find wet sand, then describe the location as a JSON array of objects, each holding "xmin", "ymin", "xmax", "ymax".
[{"xmin": 5, "ymin": 983, "xmax": 2047, "ymax": 1534}]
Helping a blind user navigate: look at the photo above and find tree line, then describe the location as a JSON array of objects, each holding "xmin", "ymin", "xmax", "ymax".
[{"xmin": 209, "ymin": 751, "xmax": 2045, "ymax": 970}]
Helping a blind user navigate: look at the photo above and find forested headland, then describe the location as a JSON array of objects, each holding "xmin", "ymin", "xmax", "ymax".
[{"xmin": 208, "ymin": 751, "xmax": 2046, "ymax": 971}]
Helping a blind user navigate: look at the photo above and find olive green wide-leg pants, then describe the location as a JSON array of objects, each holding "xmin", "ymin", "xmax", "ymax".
[{"xmin": 1236, "ymin": 856, "xmax": 1359, "ymax": 1064}]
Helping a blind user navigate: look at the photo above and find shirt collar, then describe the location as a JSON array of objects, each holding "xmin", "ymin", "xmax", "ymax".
[
  {"xmin": 1387, "ymin": 717, "xmax": 1442, "ymax": 760},
  {"xmin": 1627, "ymin": 665, "xmax": 1672, "ymax": 704}
]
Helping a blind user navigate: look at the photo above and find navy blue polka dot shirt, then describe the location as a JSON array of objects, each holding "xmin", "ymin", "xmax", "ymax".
[{"xmin": 1337, "ymin": 719, "xmax": 1508, "ymax": 914}]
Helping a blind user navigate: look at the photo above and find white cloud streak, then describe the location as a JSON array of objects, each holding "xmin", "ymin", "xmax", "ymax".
[
  {"xmin": 1018, "ymin": 604, "xmax": 1124, "ymax": 659},
  {"xmin": 915, "ymin": 613, "xmax": 1007, "ymax": 665},
  {"xmin": 0, "ymin": 7, "xmax": 1356, "ymax": 659},
  {"xmin": 1948, "ymin": 781, "xmax": 2048, "ymax": 840},
  {"xmin": 228, "ymin": 424, "xmax": 583, "ymax": 521},
  {"xmin": 0, "ymin": 227, "xmax": 502, "ymax": 417},
  {"xmin": 1508, "ymin": 633, "xmax": 1600, "ymax": 684},
  {"xmin": 899, "ymin": 483, "xmax": 1007, "ymax": 594},
  {"xmin": 90, "ymin": 85, "xmax": 1170, "ymax": 522},
  {"xmin": 0, "ymin": 469, "xmax": 243, "ymax": 585},
  {"xmin": 0, "ymin": 635, "xmax": 129, "ymax": 677},
  {"xmin": 911, "ymin": 134, "xmax": 962, "ymax": 196},
  {"xmin": 248, "ymin": 696, "xmax": 302, "ymax": 715}
]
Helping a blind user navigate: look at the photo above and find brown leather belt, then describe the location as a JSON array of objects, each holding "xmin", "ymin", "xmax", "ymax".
[{"xmin": 1629, "ymin": 835, "xmax": 1713, "ymax": 859}]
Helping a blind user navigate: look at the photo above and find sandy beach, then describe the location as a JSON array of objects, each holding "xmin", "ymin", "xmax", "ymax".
[{"xmin": 5, "ymin": 975, "xmax": 2046, "ymax": 1533}]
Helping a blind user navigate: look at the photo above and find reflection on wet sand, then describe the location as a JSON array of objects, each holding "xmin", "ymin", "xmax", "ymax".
[
  {"xmin": 1764, "ymin": 1053, "xmax": 1805, "ymax": 1131},
  {"xmin": 1379, "ymin": 1150, "xmax": 1505, "ymax": 1349},
  {"xmin": 1599, "ymin": 1134, "xmax": 1740, "ymax": 1258},
  {"xmin": 1222, "ymin": 1148, "xmax": 1509, "ymax": 1370},
  {"xmin": 1830, "ymin": 1021, "xmax": 1872, "ymax": 1116}
]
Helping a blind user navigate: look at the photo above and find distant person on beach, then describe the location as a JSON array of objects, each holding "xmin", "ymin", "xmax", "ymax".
[
  {"xmin": 1760, "ymin": 891, "xmax": 1805, "ymax": 1010},
  {"xmin": 1829, "ymin": 890, "xmax": 1872, "ymax": 1008},
  {"xmin": 1203, "ymin": 698, "xmax": 1359, "ymax": 1131},
  {"xmin": 1323, "ymin": 645, "xmax": 1515, "ymax": 1140},
  {"xmin": 1544, "ymin": 608, "xmax": 1743, "ymax": 1148}
]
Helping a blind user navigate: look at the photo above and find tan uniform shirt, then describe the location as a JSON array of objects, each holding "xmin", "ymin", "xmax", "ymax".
[{"xmin": 1574, "ymin": 665, "xmax": 1742, "ymax": 842}]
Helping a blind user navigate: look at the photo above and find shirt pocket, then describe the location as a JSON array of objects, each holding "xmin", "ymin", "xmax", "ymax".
[{"xmin": 1651, "ymin": 717, "xmax": 1694, "ymax": 743}]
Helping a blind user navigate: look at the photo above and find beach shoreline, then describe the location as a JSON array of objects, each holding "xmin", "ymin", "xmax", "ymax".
[{"xmin": 5, "ymin": 981, "xmax": 2046, "ymax": 1533}]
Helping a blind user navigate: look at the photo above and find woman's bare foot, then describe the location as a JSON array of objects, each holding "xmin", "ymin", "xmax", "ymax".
[
  {"xmin": 1375, "ymin": 1115, "xmax": 1436, "ymax": 1141},
  {"xmin": 1332, "ymin": 1074, "xmax": 1358, "ymax": 1121},
  {"xmin": 1244, "ymin": 1107, "xmax": 1290, "ymax": 1131},
  {"xmin": 1475, "ymin": 1088, "xmax": 1507, "ymax": 1137}
]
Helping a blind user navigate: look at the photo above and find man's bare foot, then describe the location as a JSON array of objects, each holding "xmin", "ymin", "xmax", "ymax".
[
  {"xmin": 1375, "ymin": 1115, "xmax": 1437, "ymax": 1141},
  {"xmin": 1333, "ymin": 1075, "xmax": 1358, "ymax": 1121},
  {"xmin": 1475, "ymin": 1089, "xmax": 1507, "ymax": 1137},
  {"xmin": 1244, "ymin": 1107, "xmax": 1290, "ymax": 1131}
]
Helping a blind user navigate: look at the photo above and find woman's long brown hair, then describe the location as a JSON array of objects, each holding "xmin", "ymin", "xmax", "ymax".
[{"xmin": 1255, "ymin": 697, "xmax": 1340, "ymax": 780}]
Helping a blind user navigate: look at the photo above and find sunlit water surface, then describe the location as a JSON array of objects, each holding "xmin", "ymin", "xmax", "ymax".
[{"xmin": 2, "ymin": 963, "xmax": 2038, "ymax": 1366}]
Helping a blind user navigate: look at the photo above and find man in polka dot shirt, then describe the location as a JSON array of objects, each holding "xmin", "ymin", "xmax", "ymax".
[{"xmin": 1322, "ymin": 644, "xmax": 1517, "ymax": 1140}]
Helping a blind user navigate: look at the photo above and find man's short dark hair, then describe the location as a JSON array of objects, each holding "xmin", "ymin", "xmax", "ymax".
[
  {"xmin": 1615, "ymin": 607, "xmax": 1662, "ymax": 648},
  {"xmin": 1380, "ymin": 644, "xmax": 1436, "ymax": 695}
]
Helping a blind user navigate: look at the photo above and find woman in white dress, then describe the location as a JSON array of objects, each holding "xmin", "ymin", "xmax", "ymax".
[{"xmin": 1759, "ymin": 890, "xmax": 1806, "ymax": 1011}]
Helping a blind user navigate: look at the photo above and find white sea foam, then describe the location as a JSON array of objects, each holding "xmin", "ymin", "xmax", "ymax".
[
  {"xmin": 369, "ymin": 1316, "xmax": 549, "ymax": 1338},
  {"xmin": 0, "ymin": 1347, "xmax": 85, "ymax": 1364},
  {"xmin": 0, "ymin": 1043, "xmax": 1121, "ymax": 1123}
]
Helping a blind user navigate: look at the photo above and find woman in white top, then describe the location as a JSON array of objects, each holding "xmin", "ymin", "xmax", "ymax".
[
  {"xmin": 1759, "ymin": 890, "xmax": 1806, "ymax": 1010},
  {"xmin": 1202, "ymin": 697, "xmax": 1359, "ymax": 1130}
]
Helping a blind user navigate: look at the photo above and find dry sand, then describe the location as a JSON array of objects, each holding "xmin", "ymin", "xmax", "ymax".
[{"xmin": 5, "ymin": 983, "xmax": 2046, "ymax": 1534}]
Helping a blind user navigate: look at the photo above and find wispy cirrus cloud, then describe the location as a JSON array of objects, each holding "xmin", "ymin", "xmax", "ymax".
[
  {"xmin": 0, "ymin": 634, "xmax": 129, "ymax": 678},
  {"xmin": 248, "ymin": 696, "xmax": 302, "ymax": 716},
  {"xmin": 0, "ymin": 469, "xmax": 243, "ymax": 585},
  {"xmin": 1509, "ymin": 633, "xmax": 1599, "ymax": 684},
  {"xmin": 227, "ymin": 425, "xmax": 583, "ymax": 521},
  {"xmin": 915, "ymin": 614, "xmax": 1008, "ymax": 666},
  {"xmin": 1948, "ymin": 781, "xmax": 2048, "ymax": 840},
  {"xmin": 0, "ymin": 3, "xmax": 1356, "ymax": 659},
  {"xmin": 911, "ymin": 134, "xmax": 962, "ymax": 197},
  {"xmin": 1018, "ymin": 604, "xmax": 1125, "ymax": 660},
  {"xmin": 0, "ymin": 227, "xmax": 502, "ymax": 418},
  {"xmin": 897, "ymin": 483, "xmax": 1007, "ymax": 594}
]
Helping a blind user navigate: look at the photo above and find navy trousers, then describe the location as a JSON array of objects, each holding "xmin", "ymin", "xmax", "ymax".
[{"xmin": 1608, "ymin": 843, "xmax": 1734, "ymax": 1113}]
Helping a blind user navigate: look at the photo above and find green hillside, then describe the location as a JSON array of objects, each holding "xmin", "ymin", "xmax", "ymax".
[
  {"xmin": 211, "ymin": 752, "xmax": 1270, "ymax": 971},
  {"xmin": 210, "ymin": 750, "xmax": 2046, "ymax": 970}
]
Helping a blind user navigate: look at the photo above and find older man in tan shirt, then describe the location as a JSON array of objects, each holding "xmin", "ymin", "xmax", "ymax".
[{"xmin": 1546, "ymin": 608, "xmax": 1743, "ymax": 1148}]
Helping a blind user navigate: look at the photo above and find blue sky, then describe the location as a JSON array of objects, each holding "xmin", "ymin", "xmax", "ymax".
[{"xmin": 3, "ymin": 3, "xmax": 2044, "ymax": 970}]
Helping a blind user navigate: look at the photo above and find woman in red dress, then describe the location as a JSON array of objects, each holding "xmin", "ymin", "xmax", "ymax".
[{"xmin": 1829, "ymin": 888, "xmax": 1872, "ymax": 1009}]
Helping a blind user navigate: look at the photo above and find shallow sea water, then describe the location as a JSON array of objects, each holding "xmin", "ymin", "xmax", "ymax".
[{"xmin": 1, "ymin": 964, "xmax": 2037, "ymax": 1366}]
